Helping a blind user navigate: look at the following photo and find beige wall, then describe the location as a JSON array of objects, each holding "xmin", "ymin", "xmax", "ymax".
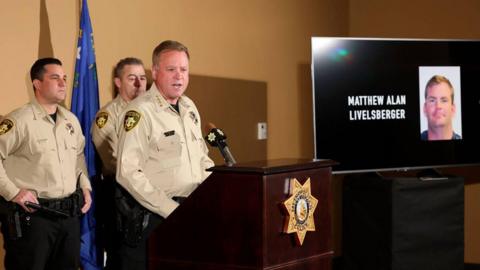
[
  {"xmin": 0, "ymin": 0, "xmax": 348, "ymax": 160},
  {"xmin": 349, "ymin": 0, "xmax": 480, "ymax": 39}
]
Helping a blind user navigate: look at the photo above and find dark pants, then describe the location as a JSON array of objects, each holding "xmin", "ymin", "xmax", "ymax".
[
  {"xmin": 1, "ymin": 213, "xmax": 80, "ymax": 270},
  {"xmin": 109, "ymin": 213, "xmax": 163, "ymax": 270},
  {"xmin": 97, "ymin": 176, "xmax": 117, "ymax": 270}
]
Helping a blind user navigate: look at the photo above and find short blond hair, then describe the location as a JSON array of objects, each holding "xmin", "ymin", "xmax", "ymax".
[{"xmin": 425, "ymin": 75, "xmax": 454, "ymax": 104}]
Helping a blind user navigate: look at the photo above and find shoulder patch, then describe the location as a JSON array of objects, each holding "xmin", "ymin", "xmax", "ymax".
[
  {"xmin": 95, "ymin": 112, "xmax": 109, "ymax": 129},
  {"xmin": 0, "ymin": 119, "xmax": 14, "ymax": 135},
  {"xmin": 124, "ymin": 110, "xmax": 141, "ymax": 132}
]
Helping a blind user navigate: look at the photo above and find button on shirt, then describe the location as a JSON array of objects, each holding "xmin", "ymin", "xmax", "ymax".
[
  {"xmin": 91, "ymin": 95, "xmax": 128, "ymax": 177},
  {"xmin": 0, "ymin": 100, "xmax": 91, "ymax": 201},
  {"xmin": 116, "ymin": 84, "xmax": 214, "ymax": 218}
]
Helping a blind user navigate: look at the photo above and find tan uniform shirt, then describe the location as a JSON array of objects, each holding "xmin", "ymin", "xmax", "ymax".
[
  {"xmin": 0, "ymin": 99, "xmax": 91, "ymax": 201},
  {"xmin": 91, "ymin": 95, "xmax": 128, "ymax": 177},
  {"xmin": 116, "ymin": 84, "xmax": 214, "ymax": 218}
]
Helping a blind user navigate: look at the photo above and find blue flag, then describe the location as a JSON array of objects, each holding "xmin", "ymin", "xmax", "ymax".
[{"xmin": 71, "ymin": 0, "xmax": 101, "ymax": 269}]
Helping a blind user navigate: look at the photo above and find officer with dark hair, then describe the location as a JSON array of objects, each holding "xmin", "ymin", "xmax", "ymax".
[
  {"xmin": 91, "ymin": 57, "xmax": 147, "ymax": 269},
  {"xmin": 0, "ymin": 57, "xmax": 92, "ymax": 270}
]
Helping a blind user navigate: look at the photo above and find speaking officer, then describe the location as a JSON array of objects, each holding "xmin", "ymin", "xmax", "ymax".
[
  {"xmin": 91, "ymin": 57, "xmax": 146, "ymax": 269},
  {"xmin": 0, "ymin": 58, "xmax": 92, "ymax": 270},
  {"xmin": 115, "ymin": 40, "xmax": 214, "ymax": 269}
]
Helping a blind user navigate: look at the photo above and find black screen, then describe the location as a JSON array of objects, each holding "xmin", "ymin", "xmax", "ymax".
[{"xmin": 312, "ymin": 38, "xmax": 480, "ymax": 173}]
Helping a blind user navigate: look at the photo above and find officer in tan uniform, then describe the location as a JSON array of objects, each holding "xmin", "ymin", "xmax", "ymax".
[
  {"xmin": 92, "ymin": 57, "xmax": 147, "ymax": 176},
  {"xmin": 0, "ymin": 58, "xmax": 92, "ymax": 270},
  {"xmin": 115, "ymin": 40, "xmax": 214, "ymax": 269},
  {"xmin": 91, "ymin": 57, "xmax": 146, "ymax": 270}
]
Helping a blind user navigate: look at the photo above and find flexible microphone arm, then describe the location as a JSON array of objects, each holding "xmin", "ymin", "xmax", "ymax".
[{"xmin": 204, "ymin": 123, "xmax": 237, "ymax": 166}]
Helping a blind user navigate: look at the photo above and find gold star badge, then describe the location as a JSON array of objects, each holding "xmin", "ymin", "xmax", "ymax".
[
  {"xmin": 95, "ymin": 112, "xmax": 109, "ymax": 129},
  {"xmin": 124, "ymin": 110, "xmax": 141, "ymax": 132},
  {"xmin": 282, "ymin": 177, "xmax": 318, "ymax": 245}
]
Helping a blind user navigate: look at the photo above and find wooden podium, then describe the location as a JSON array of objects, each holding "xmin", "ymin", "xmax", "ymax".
[{"xmin": 148, "ymin": 159, "xmax": 335, "ymax": 270}]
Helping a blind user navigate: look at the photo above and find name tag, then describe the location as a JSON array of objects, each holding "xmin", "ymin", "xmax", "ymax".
[{"xmin": 164, "ymin": 130, "xmax": 175, "ymax": 137}]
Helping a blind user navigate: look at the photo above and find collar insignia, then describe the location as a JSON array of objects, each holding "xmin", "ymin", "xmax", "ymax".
[
  {"xmin": 282, "ymin": 177, "xmax": 318, "ymax": 245},
  {"xmin": 66, "ymin": 123, "xmax": 75, "ymax": 135},
  {"xmin": 0, "ymin": 119, "xmax": 14, "ymax": 135},
  {"xmin": 95, "ymin": 112, "xmax": 109, "ymax": 129},
  {"xmin": 156, "ymin": 96, "xmax": 164, "ymax": 107},
  {"xmin": 124, "ymin": 110, "xmax": 141, "ymax": 132},
  {"xmin": 189, "ymin": 111, "xmax": 198, "ymax": 125}
]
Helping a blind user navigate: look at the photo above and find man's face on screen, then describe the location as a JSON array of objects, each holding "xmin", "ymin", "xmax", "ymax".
[{"xmin": 423, "ymin": 82, "xmax": 456, "ymax": 129}]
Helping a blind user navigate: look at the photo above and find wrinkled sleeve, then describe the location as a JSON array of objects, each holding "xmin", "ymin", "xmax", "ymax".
[
  {"xmin": 116, "ymin": 110, "xmax": 178, "ymax": 218},
  {"xmin": 76, "ymin": 123, "xmax": 92, "ymax": 191},
  {"xmin": 0, "ymin": 117, "xmax": 21, "ymax": 200},
  {"xmin": 91, "ymin": 112, "xmax": 117, "ymax": 176}
]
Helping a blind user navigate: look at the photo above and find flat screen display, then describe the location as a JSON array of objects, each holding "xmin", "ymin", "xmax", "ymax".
[{"xmin": 312, "ymin": 37, "xmax": 480, "ymax": 173}]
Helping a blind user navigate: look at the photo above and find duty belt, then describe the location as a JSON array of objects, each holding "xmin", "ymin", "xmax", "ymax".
[{"xmin": 38, "ymin": 197, "xmax": 74, "ymax": 212}]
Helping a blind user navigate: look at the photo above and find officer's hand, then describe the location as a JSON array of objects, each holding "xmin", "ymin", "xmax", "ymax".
[
  {"xmin": 12, "ymin": 189, "xmax": 39, "ymax": 213},
  {"xmin": 81, "ymin": 188, "xmax": 92, "ymax": 214}
]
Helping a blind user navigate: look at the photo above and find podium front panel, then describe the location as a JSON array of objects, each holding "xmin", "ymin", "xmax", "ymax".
[{"xmin": 148, "ymin": 159, "xmax": 334, "ymax": 270}]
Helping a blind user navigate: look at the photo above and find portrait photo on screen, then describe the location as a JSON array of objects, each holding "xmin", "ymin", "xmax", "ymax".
[{"xmin": 419, "ymin": 66, "xmax": 462, "ymax": 141}]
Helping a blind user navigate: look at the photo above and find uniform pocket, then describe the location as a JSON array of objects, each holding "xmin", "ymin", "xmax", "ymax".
[
  {"xmin": 29, "ymin": 137, "xmax": 49, "ymax": 155},
  {"xmin": 155, "ymin": 133, "xmax": 182, "ymax": 169},
  {"xmin": 64, "ymin": 137, "xmax": 78, "ymax": 152},
  {"xmin": 190, "ymin": 127, "xmax": 207, "ymax": 153}
]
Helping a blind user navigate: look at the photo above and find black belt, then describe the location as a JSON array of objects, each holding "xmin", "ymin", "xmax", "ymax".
[{"xmin": 38, "ymin": 197, "xmax": 74, "ymax": 213}]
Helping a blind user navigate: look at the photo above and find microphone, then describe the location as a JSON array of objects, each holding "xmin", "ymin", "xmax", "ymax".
[{"xmin": 204, "ymin": 123, "xmax": 236, "ymax": 166}]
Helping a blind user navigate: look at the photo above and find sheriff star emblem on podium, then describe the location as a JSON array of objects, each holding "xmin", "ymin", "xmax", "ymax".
[{"xmin": 282, "ymin": 177, "xmax": 318, "ymax": 245}]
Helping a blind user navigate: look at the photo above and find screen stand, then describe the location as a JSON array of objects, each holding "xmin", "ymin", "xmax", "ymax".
[
  {"xmin": 416, "ymin": 168, "xmax": 449, "ymax": 180},
  {"xmin": 342, "ymin": 172, "xmax": 464, "ymax": 270}
]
